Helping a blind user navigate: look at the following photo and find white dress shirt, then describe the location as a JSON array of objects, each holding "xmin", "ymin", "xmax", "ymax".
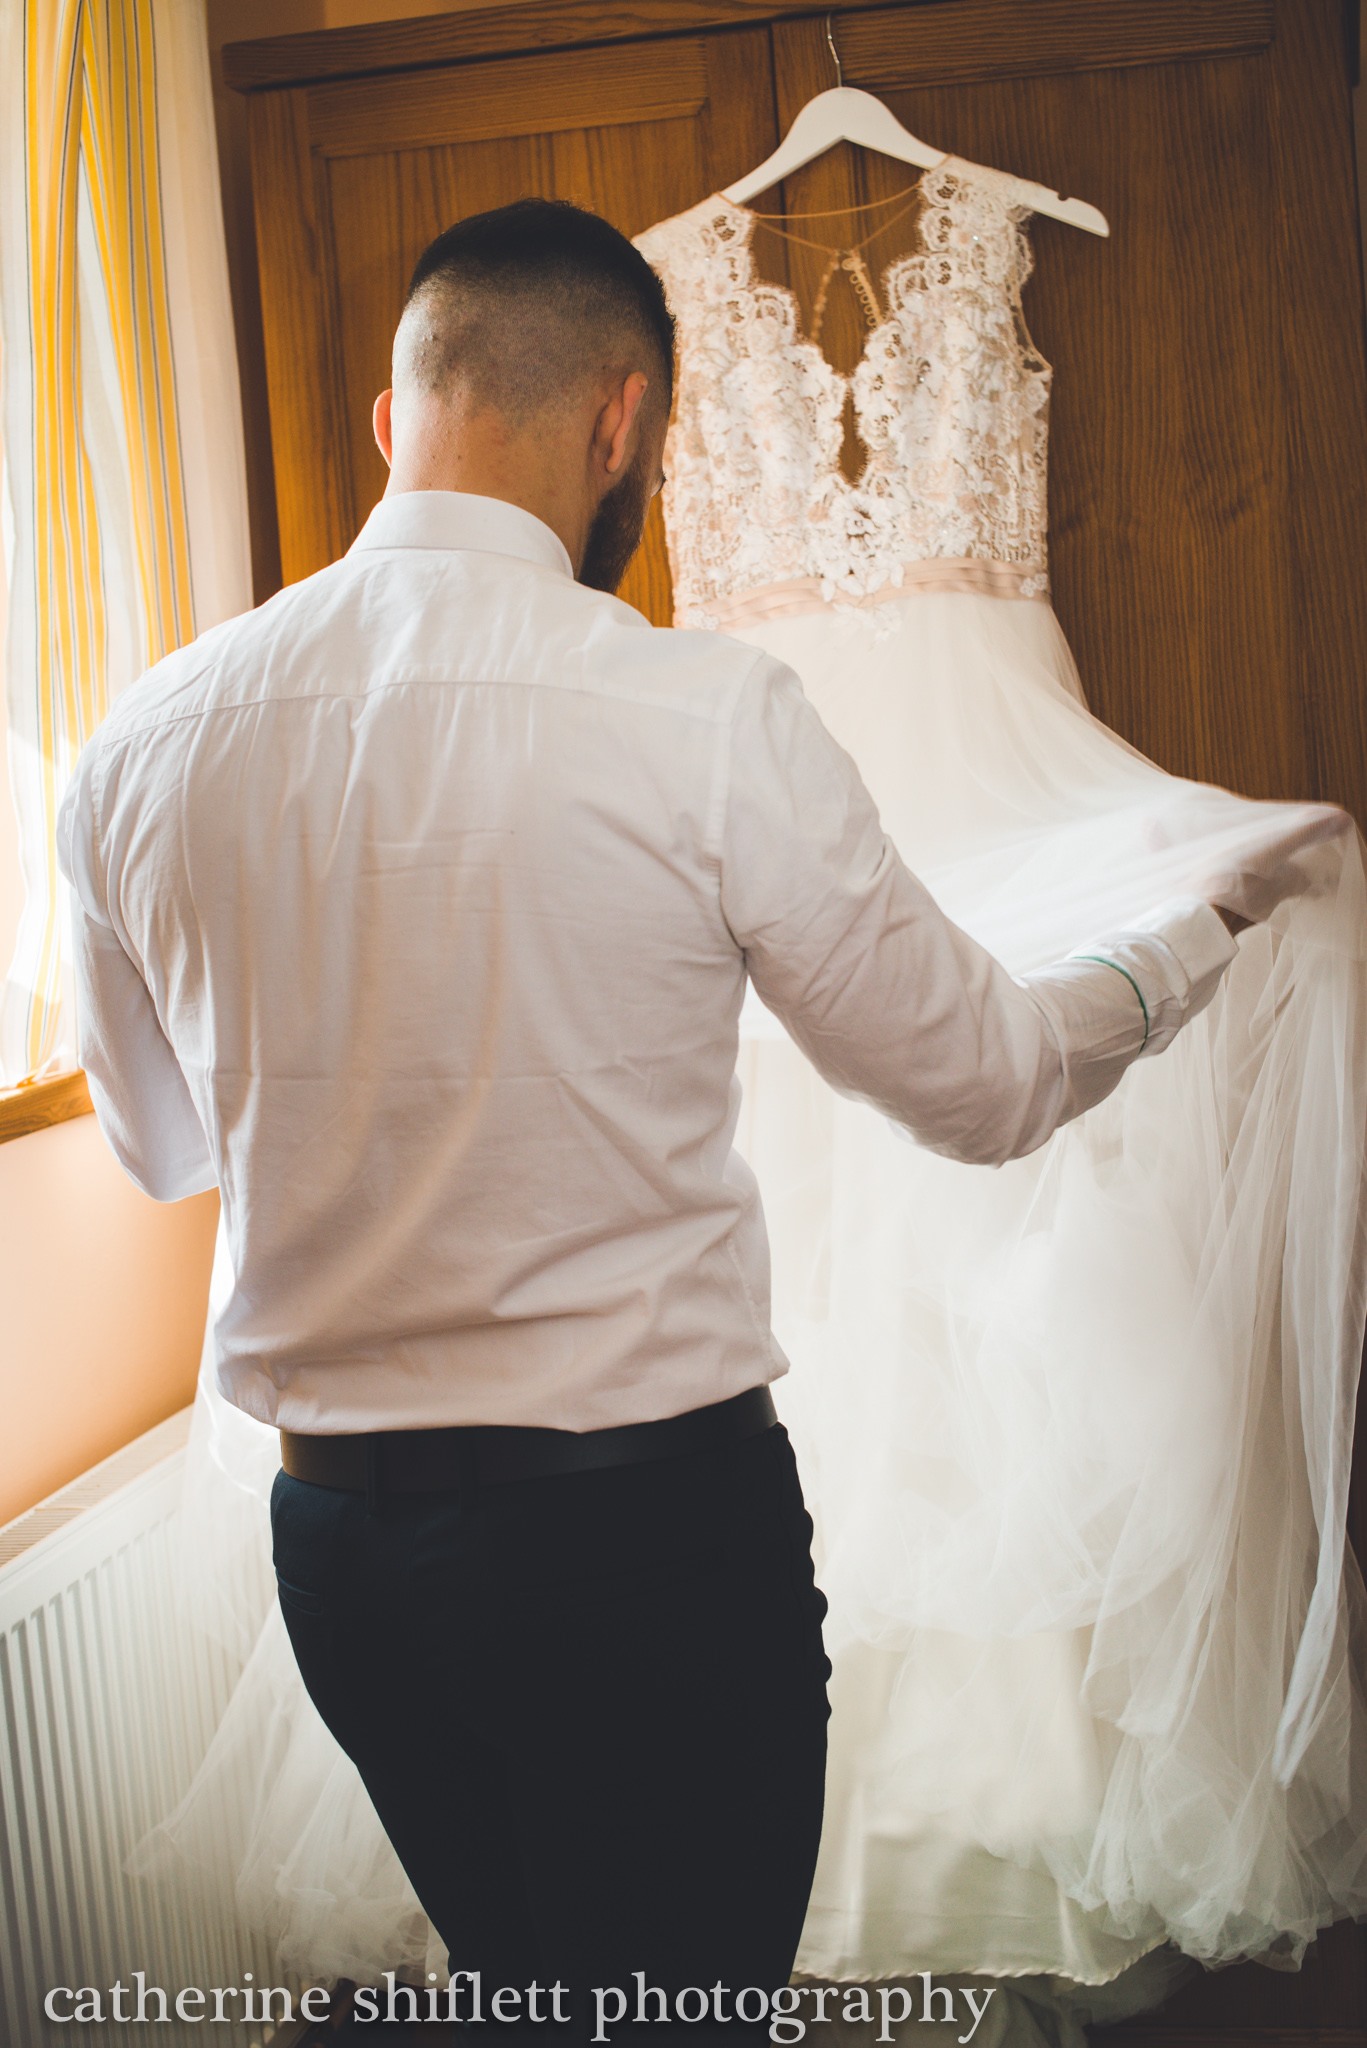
[{"xmin": 56, "ymin": 491, "xmax": 1238, "ymax": 1433}]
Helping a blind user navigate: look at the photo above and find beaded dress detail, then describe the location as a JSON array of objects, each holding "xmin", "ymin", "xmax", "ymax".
[{"xmin": 634, "ymin": 160, "xmax": 1051, "ymax": 628}]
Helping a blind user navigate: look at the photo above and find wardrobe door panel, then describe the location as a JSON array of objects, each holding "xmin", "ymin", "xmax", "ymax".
[
  {"xmin": 325, "ymin": 132, "xmax": 559, "ymax": 556},
  {"xmin": 246, "ymin": 85, "xmax": 356, "ymax": 587},
  {"xmin": 771, "ymin": 1, "xmax": 1366, "ymax": 833},
  {"xmin": 306, "ymin": 42, "xmax": 710, "ymax": 154},
  {"xmin": 247, "ymin": 25, "xmax": 778, "ymax": 623},
  {"xmin": 769, "ymin": 3, "xmax": 1319, "ymax": 809}
]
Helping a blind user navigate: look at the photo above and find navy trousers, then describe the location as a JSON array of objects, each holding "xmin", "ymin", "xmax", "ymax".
[{"xmin": 270, "ymin": 1417, "xmax": 831, "ymax": 2044}]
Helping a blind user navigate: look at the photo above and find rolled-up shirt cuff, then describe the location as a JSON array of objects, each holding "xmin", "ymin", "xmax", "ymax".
[{"xmin": 1063, "ymin": 893, "xmax": 1240, "ymax": 1058}]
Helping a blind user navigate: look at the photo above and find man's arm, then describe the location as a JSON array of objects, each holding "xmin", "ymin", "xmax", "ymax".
[
  {"xmin": 56, "ymin": 752, "xmax": 217, "ymax": 1203},
  {"xmin": 719, "ymin": 657, "xmax": 1240, "ymax": 1169}
]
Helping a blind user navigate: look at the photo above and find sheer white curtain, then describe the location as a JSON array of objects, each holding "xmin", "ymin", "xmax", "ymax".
[{"xmin": 0, "ymin": 0, "xmax": 251, "ymax": 1087}]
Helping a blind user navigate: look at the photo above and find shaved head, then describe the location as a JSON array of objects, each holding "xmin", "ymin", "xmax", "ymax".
[
  {"xmin": 375, "ymin": 199, "xmax": 674, "ymax": 595},
  {"xmin": 395, "ymin": 198, "xmax": 675, "ymax": 429}
]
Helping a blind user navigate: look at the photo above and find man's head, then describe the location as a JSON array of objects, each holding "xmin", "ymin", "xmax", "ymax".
[{"xmin": 373, "ymin": 199, "xmax": 676, "ymax": 593}]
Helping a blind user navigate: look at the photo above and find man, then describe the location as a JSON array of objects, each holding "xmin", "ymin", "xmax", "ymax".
[{"xmin": 58, "ymin": 199, "xmax": 1274, "ymax": 2042}]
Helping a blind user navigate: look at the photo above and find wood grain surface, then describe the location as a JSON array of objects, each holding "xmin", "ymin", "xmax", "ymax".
[
  {"xmin": 752, "ymin": 2, "xmax": 1366, "ymax": 836},
  {"xmin": 1266, "ymin": 0, "xmax": 1367, "ymax": 818},
  {"xmin": 0, "ymin": 1069, "xmax": 93, "ymax": 1147},
  {"xmin": 221, "ymin": 0, "xmax": 1274, "ymax": 91},
  {"xmin": 247, "ymin": 86, "xmax": 358, "ymax": 582},
  {"xmin": 819, "ymin": 0, "xmax": 1273, "ymax": 87},
  {"xmin": 307, "ymin": 41, "xmax": 709, "ymax": 158},
  {"xmin": 257, "ymin": 24, "xmax": 778, "ymax": 615}
]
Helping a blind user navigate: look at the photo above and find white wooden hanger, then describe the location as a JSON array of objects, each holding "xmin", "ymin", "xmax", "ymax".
[{"xmin": 722, "ymin": 17, "xmax": 1109, "ymax": 237}]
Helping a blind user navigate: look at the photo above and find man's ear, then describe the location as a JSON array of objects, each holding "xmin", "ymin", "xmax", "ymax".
[
  {"xmin": 600, "ymin": 371, "xmax": 650, "ymax": 478},
  {"xmin": 373, "ymin": 388, "xmax": 394, "ymax": 469}
]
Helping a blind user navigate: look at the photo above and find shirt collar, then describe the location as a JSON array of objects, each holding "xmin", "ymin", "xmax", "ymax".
[{"xmin": 348, "ymin": 490, "xmax": 574, "ymax": 579}]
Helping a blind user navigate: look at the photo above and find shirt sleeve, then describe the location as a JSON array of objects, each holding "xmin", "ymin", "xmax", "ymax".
[
  {"xmin": 719, "ymin": 656, "xmax": 1240, "ymax": 1169},
  {"xmin": 56, "ymin": 747, "xmax": 218, "ymax": 1203}
]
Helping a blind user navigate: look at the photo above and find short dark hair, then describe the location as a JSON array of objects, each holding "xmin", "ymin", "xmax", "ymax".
[{"xmin": 400, "ymin": 198, "xmax": 676, "ymax": 421}]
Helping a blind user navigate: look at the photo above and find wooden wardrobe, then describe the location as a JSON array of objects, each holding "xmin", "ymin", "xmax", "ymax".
[{"xmin": 224, "ymin": 4, "xmax": 1367, "ymax": 2040}]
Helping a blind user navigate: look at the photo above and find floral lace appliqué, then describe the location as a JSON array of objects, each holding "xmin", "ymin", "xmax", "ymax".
[{"xmin": 634, "ymin": 160, "xmax": 1052, "ymax": 630}]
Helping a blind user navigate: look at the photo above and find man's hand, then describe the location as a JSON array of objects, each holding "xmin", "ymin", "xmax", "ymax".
[{"xmin": 1184, "ymin": 802, "xmax": 1353, "ymax": 931}]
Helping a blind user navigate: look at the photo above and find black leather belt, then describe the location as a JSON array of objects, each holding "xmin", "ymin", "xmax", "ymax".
[{"xmin": 279, "ymin": 1382, "xmax": 778, "ymax": 1495}]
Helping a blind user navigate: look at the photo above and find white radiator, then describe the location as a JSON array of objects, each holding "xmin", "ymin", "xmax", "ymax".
[{"xmin": 0, "ymin": 1412, "xmax": 294, "ymax": 2047}]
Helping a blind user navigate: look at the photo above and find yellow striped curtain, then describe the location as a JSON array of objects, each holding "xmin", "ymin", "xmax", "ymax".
[{"xmin": 0, "ymin": 0, "xmax": 249, "ymax": 1085}]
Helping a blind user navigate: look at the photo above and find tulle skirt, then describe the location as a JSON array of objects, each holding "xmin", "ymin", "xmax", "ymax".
[
  {"xmin": 134, "ymin": 589, "xmax": 1367, "ymax": 2022},
  {"xmin": 730, "ymin": 589, "xmax": 1367, "ymax": 1982}
]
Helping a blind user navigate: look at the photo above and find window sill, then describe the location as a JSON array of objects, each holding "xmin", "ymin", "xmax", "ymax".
[{"xmin": 0, "ymin": 1070, "xmax": 95, "ymax": 1147}]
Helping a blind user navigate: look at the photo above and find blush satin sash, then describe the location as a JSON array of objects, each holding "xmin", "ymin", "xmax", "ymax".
[{"xmin": 707, "ymin": 556, "xmax": 1051, "ymax": 630}]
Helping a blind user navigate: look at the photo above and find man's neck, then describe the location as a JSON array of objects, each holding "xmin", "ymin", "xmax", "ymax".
[{"xmin": 385, "ymin": 407, "xmax": 591, "ymax": 575}]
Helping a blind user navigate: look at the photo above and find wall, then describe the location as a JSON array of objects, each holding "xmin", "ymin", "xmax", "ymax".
[
  {"xmin": 0, "ymin": 404, "xmax": 216, "ymax": 1534},
  {"xmin": 0, "ymin": 1117, "xmax": 219, "ymax": 1525}
]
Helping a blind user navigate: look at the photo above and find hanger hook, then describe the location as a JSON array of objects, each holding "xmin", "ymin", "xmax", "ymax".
[{"xmin": 825, "ymin": 12, "xmax": 844, "ymax": 87}]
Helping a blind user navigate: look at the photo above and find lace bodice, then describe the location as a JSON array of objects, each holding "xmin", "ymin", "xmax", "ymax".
[{"xmin": 634, "ymin": 159, "xmax": 1052, "ymax": 629}]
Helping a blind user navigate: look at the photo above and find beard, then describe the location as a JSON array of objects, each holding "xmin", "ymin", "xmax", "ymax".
[{"xmin": 578, "ymin": 443, "xmax": 655, "ymax": 594}]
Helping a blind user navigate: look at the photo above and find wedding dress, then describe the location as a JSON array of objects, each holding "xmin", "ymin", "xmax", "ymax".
[
  {"xmin": 632, "ymin": 160, "xmax": 1367, "ymax": 1988},
  {"xmin": 136, "ymin": 158, "xmax": 1367, "ymax": 2036}
]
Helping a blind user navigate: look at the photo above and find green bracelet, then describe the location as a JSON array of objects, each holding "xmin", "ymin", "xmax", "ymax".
[{"xmin": 1073, "ymin": 954, "xmax": 1150, "ymax": 1049}]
